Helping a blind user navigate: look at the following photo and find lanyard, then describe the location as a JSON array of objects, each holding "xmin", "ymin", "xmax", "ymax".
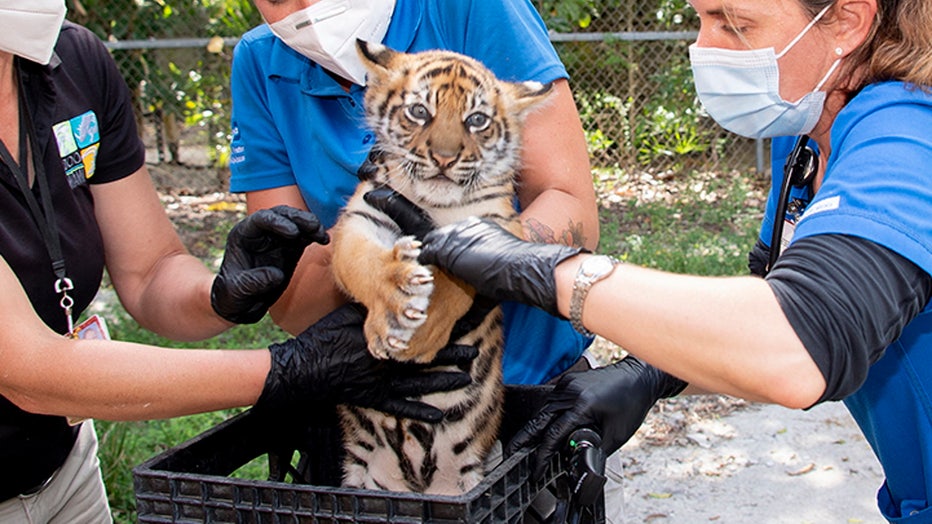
[
  {"xmin": 0, "ymin": 74, "xmax": 75, "ymax": 333},
  {"xmin": 765, "ymin": 134, "xmax": 817, "ymax": 275}
]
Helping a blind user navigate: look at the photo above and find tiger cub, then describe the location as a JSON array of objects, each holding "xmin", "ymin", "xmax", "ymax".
[{"xmin": 329, "ymin": 40, "xmax": 553, "ymax": 495}]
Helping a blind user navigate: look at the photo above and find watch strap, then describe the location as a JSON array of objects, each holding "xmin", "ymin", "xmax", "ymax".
[{"xmin": 569, "ymin": 256, "xmax": 619, "ymax": 337}]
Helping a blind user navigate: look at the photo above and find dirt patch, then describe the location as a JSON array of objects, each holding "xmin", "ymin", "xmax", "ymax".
[{"xmin": 161, "ymin": 191, "xmax": 246, "ymax": 261}]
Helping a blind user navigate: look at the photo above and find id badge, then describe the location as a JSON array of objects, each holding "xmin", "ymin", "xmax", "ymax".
[
  {"xmin": 69, "ymin": 314, "xmax": 111, "ymax": 340},
  {"xmin": 66, "ymin": 314, "xmax": 111, "ymax": 425},
  {"xmin": 779, "ymin": 218, "xmax": 796, "ymax": 253}
]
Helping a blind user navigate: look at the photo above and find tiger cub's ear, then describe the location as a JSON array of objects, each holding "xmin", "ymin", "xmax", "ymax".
[
  {"xmin": 505, "ymin": 80, "xmax": 555, "ymax": 116},
  {"xmin": 356, "ymin": 39, "xmax": 399, "ymax": 84}
]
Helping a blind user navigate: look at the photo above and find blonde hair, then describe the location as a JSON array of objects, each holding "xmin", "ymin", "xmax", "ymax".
[{"xmin": 807, "ymin": 0, "xmax": 932, "ymax": 91}]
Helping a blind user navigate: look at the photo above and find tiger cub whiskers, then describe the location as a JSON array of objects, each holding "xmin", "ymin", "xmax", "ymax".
[{"xmin": 329, "ymin": 40, "xmax": 553, "ymax": 495}]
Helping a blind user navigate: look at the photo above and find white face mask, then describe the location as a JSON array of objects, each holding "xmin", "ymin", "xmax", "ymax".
[
  {"xmin": 268, "ymin": 0, "xmax": 395, "ymax": 86},
  {"xmin": 0, "ymin": 0, "xmax": 66, "ymax": 65},
  {"xmin": 689, "ymin": 4, "xmax": 841, "ymax": 139}
]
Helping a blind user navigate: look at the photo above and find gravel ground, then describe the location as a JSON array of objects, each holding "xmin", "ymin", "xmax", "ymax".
[
  {"xmin": 585, "ymin": 337, "xmax": 886, "ymax": 524},
  {"xmin": 619, "ymin": 393, "xmax": 885, "ymax": 523}
]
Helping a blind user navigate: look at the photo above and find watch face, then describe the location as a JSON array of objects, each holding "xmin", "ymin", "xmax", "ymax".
[{"xmin": 582, "ymin": 255, "xmax": 615, "ymax": 278}]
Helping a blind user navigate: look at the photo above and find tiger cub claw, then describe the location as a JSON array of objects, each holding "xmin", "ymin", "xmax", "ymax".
[
  {"xmin": 387, "ymin": 336, "xmax": 410, "ymax": 351},
  {"xmin": 409, "ymin": 273, "xmax": 434, "ymax": 286},
  {"xmin": 362, "ymin": 236, "xmax": 435, "ymax": 360},
  {"xmin": 404, "ymin": 308, "xmax": 427, "ymax": 321},
  {"xmin": 393, "ymin": 236, "xmax": 422, "ymax": 262}
]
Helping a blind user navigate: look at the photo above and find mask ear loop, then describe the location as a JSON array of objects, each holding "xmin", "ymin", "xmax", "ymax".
[
  {"xmin": 775, "ymin": 3, "xmax": 834, "ymax": 59},
  {"xmin": 774, "ymin": 4, "xmax": 842, "ymax": 102},
  {"xmin": 766, "ymin": 135, "xmax": 818, "ymax": 274}
]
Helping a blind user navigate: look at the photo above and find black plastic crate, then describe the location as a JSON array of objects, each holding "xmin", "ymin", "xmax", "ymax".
[{"xmin": 133, "ymin": 385, "xmax": 605, "ymax": 523}]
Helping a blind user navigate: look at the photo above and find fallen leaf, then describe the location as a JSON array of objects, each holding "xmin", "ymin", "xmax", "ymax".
[
  {"xmin": 206, "ymin": 201, "xmax": 241, "ymax": 212},
  {"xmin": 206, "ymin": 36, "xmax": 224, "ymax": 54},
  {"xmin": 787, "ymin": 463, "xmax": 815, "ymax": 476}
]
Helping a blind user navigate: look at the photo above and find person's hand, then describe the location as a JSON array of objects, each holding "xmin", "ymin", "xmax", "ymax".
[
  {"xmin": 364, "ymin": 193, "xmax": 584, "ymax": 315},
  {"xmin": 365, "ymin": 189, "xmax": 582, "ymax": 316},
  {"xmin": 211, "ymin": 206, "xmax": 329, "ymax": 324},
  {"xmin": 505, "ymin": 356, "xmax": 687, "ymax": 476},
  {"xmin": 418, "ymin": 217, "xmax": 584, "ymax": 317},
  {"xmin": 363, "ymin": 187, "xmax": 435, "ymax": 241},
  {"xmin": 255, "ymin": 303, "xmax": 477, "ymax": 422}
]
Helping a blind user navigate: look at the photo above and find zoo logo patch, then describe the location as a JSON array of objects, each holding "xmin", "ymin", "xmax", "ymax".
[{"xmin": 52, "ymin": 110, "xmax": 100, "ymax": 189}]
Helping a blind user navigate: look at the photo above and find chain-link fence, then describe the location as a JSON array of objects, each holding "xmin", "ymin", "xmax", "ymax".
[{"xmin": 68, "ymin": 0, "xmax": 765, "ymax": 194}]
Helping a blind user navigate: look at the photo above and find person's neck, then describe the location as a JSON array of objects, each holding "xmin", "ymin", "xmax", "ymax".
[
  {"xmin": 0, "ymin": 52, "xmax": 20, "ymax": 165},
  {"xmin": 0, "ymin": 53, "xmax": 16, "ymax": 100},
  {"xmin": 808, "ymin": 67, "xmax": 868, "ymax": 179}
]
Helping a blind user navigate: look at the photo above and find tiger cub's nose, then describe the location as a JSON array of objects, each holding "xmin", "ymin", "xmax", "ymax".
[{"xmin": 431, "ymin": 149, "xmax": 461, "ymax": 170}]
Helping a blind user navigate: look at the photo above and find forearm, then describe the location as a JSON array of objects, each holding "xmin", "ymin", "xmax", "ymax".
[
  {"xmin": 517, "ymin": 79, "xmax": 599, "ymax": 251},
  {"xmin": 124, "ymin": 252, "xmax": 232, "ymax": 341},
  {"xmin": 269, "ymin": 244, "xmax": 347, "ymax": 335},
  {"xmin": 3, "ymin": 334, "xmax": 268, "ymax": 421},
  {"xmin": 519, "ymin": 188, "xmax": 599, "ymax": 250},
  {"xmin": 554, "ymin": 256, "xmax": 825, "ymax": 407},
  {"xmin": 92, "ymin": 172, "xmax": 231, "ymax": 340}
]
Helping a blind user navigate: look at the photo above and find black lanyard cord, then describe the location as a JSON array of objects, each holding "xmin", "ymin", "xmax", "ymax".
[{"xmin": 0, "ymin": 71, "xmax": 75, "ymax": 330}]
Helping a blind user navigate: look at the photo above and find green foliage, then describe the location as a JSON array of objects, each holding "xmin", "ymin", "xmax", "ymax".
[
  {"xmin": 597, "ymin": 170, "xmax": 761, "ymax": 276},
  {"xmin": 69, "ymin": 0, "xmax": 732, "ymax": 171},
  {"xmin": 544, "ymin": 0, "xmax": 718, "ymax": 171},
  {"xmin": 537, "ymin": 0, "xmax": 601, "ymax": 31},
  {"xmin": 576, "ymin": 91, "xmax": 629, "ymax": 159},
  {"xmin": 68, "ymin": 0, "xmax": 262, "ymax": 165},
  {"xmin": 636, "ymin": 104, "xmax": 709, "ymax": 168}
]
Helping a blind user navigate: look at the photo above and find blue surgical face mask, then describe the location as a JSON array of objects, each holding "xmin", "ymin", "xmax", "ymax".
[{"xmin": 689, "ymin": 4, "xmax": 841, "ymax": 139}]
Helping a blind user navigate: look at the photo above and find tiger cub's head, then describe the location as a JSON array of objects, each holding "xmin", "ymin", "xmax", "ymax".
[{"xmin": 357, "ymin": 40, "xmax": 554, "ymax": 207}]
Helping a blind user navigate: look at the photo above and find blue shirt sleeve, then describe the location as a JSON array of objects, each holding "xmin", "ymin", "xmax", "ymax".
[
  {"xmin": 792, "ymin": 82, "xmax": 932, "ymax": 277},
  {"xmin": 228, "ymin": 28, "xmax": 299, "ymax": 194}
]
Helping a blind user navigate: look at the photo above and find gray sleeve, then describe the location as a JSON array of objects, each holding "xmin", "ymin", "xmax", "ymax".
[
  {"xmin": 766, "ymin": 234, "xmax": 932, "ymax": 405},
  {"xmin": 747, "ymin": 238, "xmax": 770, "ymax": 277}
]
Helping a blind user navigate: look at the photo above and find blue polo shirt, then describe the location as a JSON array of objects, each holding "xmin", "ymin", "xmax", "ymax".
[
  {"xmin": 766, "ymin": 82, "xmax": 932, "ymax": 522},
  {"xmin": 229, "ymin": 0, "xmax": 589, "ymax": 384}
]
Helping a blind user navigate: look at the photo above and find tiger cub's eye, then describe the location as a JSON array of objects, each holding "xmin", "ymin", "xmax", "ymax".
[
  {"xmin": 405, "ymin": 103, "xmax": 431, "ymax": 123},
  {"xmin": 465, "ymin": 112, "xmax": 491, "ymax": 132}
]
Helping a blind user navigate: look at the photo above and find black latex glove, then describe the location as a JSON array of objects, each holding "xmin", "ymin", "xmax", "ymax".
[
  {"xmin": 211, "ymin": 205, "xmax": 329, "ymax": 324},
  {"xmin": 364, "ymin": 186, "xmax": 435, "ymax": 241},
  {"xmin": 418, "ymin": 217, "xmax": 584, "ymax": 317},
  {"xmin": 255, "ymin": 303, "xmax": 477, "ymax": 422},
  {"xmin": 505, "ymin": 356, "xmax": 687, "ymax": 477},
  {"xmin": 365, "ymin": 189, "xmax": 582, "ymax": 316}
]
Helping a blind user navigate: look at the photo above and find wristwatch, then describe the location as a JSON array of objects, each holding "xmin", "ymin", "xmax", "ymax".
[{"xmin": 569, "ymin": 255, "xmax": 619, "ymax": 337}]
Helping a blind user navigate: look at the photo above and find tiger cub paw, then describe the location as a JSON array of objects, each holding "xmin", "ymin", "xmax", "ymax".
[{"xmin": 367, "ymin": 236, "xmax": 435, "ymax": 360}]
